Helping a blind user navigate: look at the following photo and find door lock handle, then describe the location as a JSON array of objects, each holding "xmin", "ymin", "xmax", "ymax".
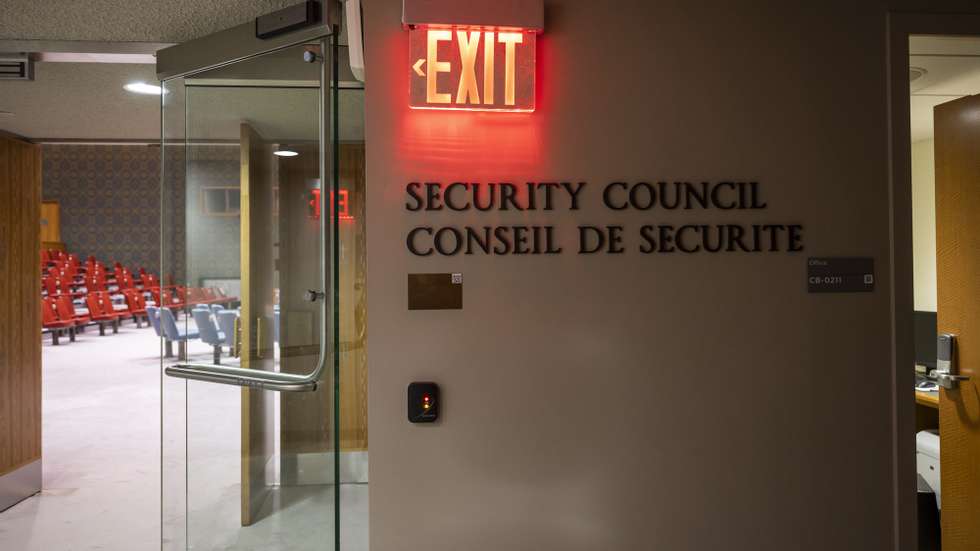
[
  {"xmin": 937, "ymin": 333, "xmax": 969, "ymax": 390},
  {"xmin": 937, "ymin": 373, "xmax": 970, "ymax": 390}
]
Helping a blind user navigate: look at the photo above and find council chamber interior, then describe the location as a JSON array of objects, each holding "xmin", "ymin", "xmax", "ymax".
[{"xmin": 0, "ymin": 15, "xmax": 369, "ymax": 550}]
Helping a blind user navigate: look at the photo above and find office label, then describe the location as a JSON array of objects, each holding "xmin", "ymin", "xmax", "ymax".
[{"xmin": 807, "ymin": 257, "xmax": 875, "ymax": 293}]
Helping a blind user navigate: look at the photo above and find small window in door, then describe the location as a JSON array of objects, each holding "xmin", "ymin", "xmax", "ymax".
[{"xmin": 202, "ymin": 187, "xmax": 241, "ymax": 216}]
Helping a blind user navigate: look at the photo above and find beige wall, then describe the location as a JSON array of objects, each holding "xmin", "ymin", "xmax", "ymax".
[
  {"xmin": 363, "ymin": 1, "xmax": 980, "ymax": 549},
  {"xmin": 912, "ymin": 139, "xmax": 937, "ymax": 312}
]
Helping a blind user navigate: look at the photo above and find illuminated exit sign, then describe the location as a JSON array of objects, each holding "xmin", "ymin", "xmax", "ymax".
[{"xmin": 409, "ymin": 28, "xmax": 535, "ymax": 112}]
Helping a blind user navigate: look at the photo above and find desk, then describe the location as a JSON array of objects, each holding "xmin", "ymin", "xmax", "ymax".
[
  {"xmin": 916, "ymin": 389, "xmax": 940, "ymax": 432},
  {"xmin": 916, "ymin": 389, "xmax": 939, "ymax": 409}
]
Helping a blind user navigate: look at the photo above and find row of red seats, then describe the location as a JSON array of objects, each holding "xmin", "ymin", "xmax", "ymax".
[
  {"xmin": 42, "ymin": 290, "xmax": 150, "ymax": 345},
  {"xmin": 41, "ymin": 250, "xmax": 237, "ymax": 346},
  {"xmin": 148, "ymin": 286, "xmax": 233, "ymax": 309}
]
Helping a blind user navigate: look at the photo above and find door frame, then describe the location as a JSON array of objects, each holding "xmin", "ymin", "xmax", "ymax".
[
  {"xmin": 887, "ymin": 10, "xmax": 980, "ymax": 551},
  {"xmin": 156, "ymin": 1, "xmax": 338, "ymax": 80}
]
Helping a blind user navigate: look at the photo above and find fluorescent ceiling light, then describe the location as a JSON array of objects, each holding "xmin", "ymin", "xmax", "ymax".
[
  {"xmin": 123, "ymin": 81, "xmax": 162, "ymax": 95},
  {"xmin": 40, "ymin": 52, "xmax": 157, "ymax": 64},
  {"xmin": 273, "ymin": 149, "xmax": 299, "ymax": 157}
]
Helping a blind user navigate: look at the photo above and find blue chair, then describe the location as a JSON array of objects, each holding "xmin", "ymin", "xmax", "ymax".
[
  {"xmin": 146, "ymin": 305, "xmax": 173, "ymax": 358},
  {"xmin": 158, "ymin": 307, "xmax": 199, "ymax": 360},
  {"xmin": 216, "ymin": 310, "xmax": 238, "ymax": 357},
  {"xmin": 191, "ymin": 308, "xmax": 226, "ymax": 364}
]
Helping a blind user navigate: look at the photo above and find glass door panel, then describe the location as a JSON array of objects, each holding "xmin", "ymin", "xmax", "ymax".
[{"xmin": 161, "ymin": 38, "xmax": 338, "ymax": 551}]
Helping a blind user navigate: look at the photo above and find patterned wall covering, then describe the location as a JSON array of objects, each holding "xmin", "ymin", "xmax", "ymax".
[
  {"xmin": 43, "ymin": 144, "xmax": 241, "ymax": 285},
  {"xmin": 185, "ymin": 145, "xmax": 241, "ymax": 286},
  {"xmin": 42, "ymin": 144, "xmax": 161, "ymax": 272}
]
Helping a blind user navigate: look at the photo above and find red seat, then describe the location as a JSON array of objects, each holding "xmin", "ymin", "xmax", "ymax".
[
  {"xmin": 143, "ymin": 274, "xmax": 159, "ymax": 292},
  {"xmin": 42, "ymin": 276, "xmax": 58, "ymax": 297},
  {"xmin": 118, "ymin": 271, "xmax": 135, "ymax": 290},
  {"xmin": 185, "ymin": 287, "xmax": 207, "ymax": 306},
  {"xmin": 201, "ymin": 287, "xmax": 218, "ymax": 303},
  {"xmin": 56, "ymin": 294, "xmax": 91, "ymax": 328},
  {"xmin": 162, "ymin": 287, "xmax": 185, "ymax": 309},
  {"xmin": 42, "ymin": 297, "xmax": 75, "ymax": 345},
  {"xmin": 85, "ymin": 292, "xmax": 121, "ymax": 335},
  {"xmin": 86, "ymin": 273, "xmax": 107, "ymax": 293},
  {"xmin": 123, "ymin": 289, "xmax": 148, "ymax": 327}
]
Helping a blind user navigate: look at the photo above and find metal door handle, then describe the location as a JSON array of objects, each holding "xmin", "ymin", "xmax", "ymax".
[{"xmin": 165, "ymin": 362, "xmax": 319, "ymax": 392}]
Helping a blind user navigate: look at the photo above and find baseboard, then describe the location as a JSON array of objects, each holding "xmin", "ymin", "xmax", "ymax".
[
  {"xmin": 281, "ymin": 451, "xmax": 368, "ymax": 486},
  {"xmin": 0, "ymin": 459, "xmax": 41, "ymax": 512}
]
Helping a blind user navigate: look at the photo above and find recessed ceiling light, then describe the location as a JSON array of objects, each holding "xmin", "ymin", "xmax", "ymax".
[
  {"xmin": 909, "ymin": 67, "xmax": 928, "ymax": 83},
  {"xmin": 273, "ymin": 149, "xmax": 299, "ymax": 157},
  {"xmin": 124, "ymin": 81, "xmax": 163, "ymax": 95}
]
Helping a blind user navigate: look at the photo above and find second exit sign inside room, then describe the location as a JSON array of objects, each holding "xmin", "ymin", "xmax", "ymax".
[{"xmin": 403, "ymin": 0, "xmax": 542, "ymax": 112}]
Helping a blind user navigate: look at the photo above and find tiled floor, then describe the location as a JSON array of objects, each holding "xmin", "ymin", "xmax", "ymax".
[{"xmin": 0, "ymin": 320, "xmax": 366, "ymax": 551}]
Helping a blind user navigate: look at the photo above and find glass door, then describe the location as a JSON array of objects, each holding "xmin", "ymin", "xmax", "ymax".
[{"xmin": 159, "ymin": 23, "xmax": 340, "ymax": 551}]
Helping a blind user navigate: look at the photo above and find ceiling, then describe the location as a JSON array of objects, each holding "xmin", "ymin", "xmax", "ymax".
[
  {"xmin": 0, "ymin": 62, "xmax": 161, "ymax": 140},
  {"xmin": 910, "ymin": 36, "xmax": 980, "ymax": 143},
  {"xmin": 0, "ymin": 0, "xmax": 299, "ymax": 43}
]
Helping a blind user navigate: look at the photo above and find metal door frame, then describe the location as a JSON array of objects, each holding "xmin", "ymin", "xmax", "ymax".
[
  {"xmin": 156, "ymin": 1, "xmax": 338, "ymax": 81},
  {"xmin": 887, "ymin": 10, "xmax": 980, "ymax": 551}
]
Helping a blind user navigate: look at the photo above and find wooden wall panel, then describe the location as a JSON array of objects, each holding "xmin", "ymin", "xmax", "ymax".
[
  {"xmin": 339, "ymin": 143, "xmax": 368, "ymax": 451},
  {"xmin": 279, "ymin": 142, "xmax": 332, "ymax": 462},
  {"xmin": 40, "ymin": 200, "xmax": 60, "ymax": 244},
  {"xmin": 0, "ymin": 136, "xmax": 42, "ymax": 477},
  {"xmin": 239, "ymin": 124, "xmax": 277, "ymax": 526},
  {"xmin": 278, "ymin": 142, "xmax": 367, "ymax": 460}
]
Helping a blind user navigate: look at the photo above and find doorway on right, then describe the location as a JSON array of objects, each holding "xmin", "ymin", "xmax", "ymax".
[{"xmin": 908, "ymin": 34, "xmax": 980, "ymax": 551}]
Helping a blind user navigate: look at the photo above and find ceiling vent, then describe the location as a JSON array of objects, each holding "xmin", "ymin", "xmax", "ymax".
[{"xmin": 0, "ymin": 54, "xmax": 34, "ymax": 81}]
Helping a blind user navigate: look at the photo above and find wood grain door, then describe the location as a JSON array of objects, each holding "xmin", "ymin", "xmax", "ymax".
[
  {"xmin": 239, "ymin": 123, "xmax": 277, "ymax": 526},
  {"xmin": 935, "ymin": 94, "xmax": 980, "ymax": 550},
  {"xmin": 0, "ymin": 136, "xmax": 42, "ymax": 511}
]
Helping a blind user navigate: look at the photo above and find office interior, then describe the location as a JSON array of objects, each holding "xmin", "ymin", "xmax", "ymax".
[{"xmin": 908, "ymin": 34, "xmax": 980, "ymax": 550}]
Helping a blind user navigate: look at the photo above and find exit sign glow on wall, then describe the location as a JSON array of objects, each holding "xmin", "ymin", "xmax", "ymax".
[{"xmin": 403, "ymin": 0, "xmax": 543, "ymax": 112}]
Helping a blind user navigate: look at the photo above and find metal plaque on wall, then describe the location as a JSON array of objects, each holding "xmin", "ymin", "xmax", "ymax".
[{"xmin": 408, "ymin": 273, "xmax": 463, "ymax": 310}]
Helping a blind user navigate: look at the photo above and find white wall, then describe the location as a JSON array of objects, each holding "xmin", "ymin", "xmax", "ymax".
[
  {"xmin": 912, "ymin": 139, "xmax": 937, "ymax": 312},
  {"xmin": 362, "ymin": 1, "xmax": 980, "ymax": 549}
]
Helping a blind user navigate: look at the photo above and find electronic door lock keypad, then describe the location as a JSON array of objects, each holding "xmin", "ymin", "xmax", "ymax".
[
  {"xmin": 408, "ymin": 382, "xmax": 439, "ymax": 423},
  {"xmin": 937, "ymin": 333, "xmax": 970, "ymax": 390}
]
